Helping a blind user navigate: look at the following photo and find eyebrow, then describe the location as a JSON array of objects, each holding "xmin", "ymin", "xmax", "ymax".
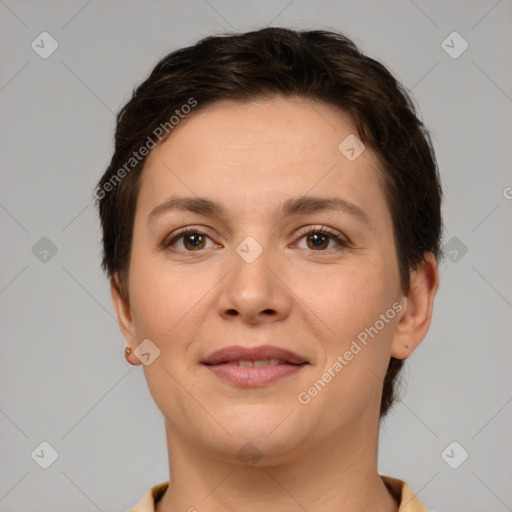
[{"xmin": 147, "ymin": 195, "xmax": 371, "ymax": 227}]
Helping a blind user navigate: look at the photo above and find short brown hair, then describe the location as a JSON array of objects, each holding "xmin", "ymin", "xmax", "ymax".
[{"xmin": 95, "ymin": 27, "xmax": 443, "ymax": 419}]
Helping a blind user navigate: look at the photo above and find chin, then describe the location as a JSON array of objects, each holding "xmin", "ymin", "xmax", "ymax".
[
  {"xmin": 209, "ymin": 406, "xmax": 307, "ymax": 457},
  {"xmin": 209, "ymin": 432, "xmax": 304, "ymax": 468}
]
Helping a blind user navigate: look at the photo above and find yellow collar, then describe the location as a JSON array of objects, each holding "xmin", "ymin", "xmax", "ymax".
[{"xmin": 130, "ymin": 474, "xmax": 428, "ymax": 511}]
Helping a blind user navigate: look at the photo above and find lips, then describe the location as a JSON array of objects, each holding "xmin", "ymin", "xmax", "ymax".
[
  {"xmin": 201, "ymin": 345, "xmax": 308, "ymax": 366},
  {"xmin": 201, "ymin": 345, "xmax": 308, "ymax": 388}
]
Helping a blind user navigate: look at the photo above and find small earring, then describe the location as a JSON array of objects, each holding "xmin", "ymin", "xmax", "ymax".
[{"xmin": 125, "ymin": 346, "xmax": 133, "ymax": 364}]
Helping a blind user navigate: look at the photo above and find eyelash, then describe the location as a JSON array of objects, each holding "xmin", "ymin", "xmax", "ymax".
[{"xmin": 163, "ymin": 225, "xmax": 350, "ymax": 253}]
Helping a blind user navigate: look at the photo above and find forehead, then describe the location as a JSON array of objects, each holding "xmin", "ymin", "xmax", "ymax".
[
  {"xmin": 156, "ymin": 96, "xmax": 361, "ymax": 162},
  {"xmin": 136, "ymin": 95, "xmax": 389, "ymax": 226}
]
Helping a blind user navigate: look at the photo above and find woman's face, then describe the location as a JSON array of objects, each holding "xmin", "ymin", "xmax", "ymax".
[{"xmin": 117, "ymin": 96, "xmax": 409, "ymax": 463}]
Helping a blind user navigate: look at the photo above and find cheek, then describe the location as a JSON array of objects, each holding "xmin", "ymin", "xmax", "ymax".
[
  {"xmin": 299, "ymin": 268, "xmax": 398, "ymax": 418},
  {"xmin": 128, "ymin": 251, "xmax": 221, "ymax": 354},
  {"xmin": 128, "ymin": 256, "xmax": 182, "ymax": 340},
  {"xmin": 294, "ymin": 259, "xmax": 394, "ymax": 336},
  {"xmin": 295, "ymin": 260, "xmax": 399, "ymax": 394}
]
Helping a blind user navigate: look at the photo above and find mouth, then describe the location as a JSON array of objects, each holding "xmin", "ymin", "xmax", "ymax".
[
  {"xmin": 201, "ymin": 345, "xmax": 309, "ymax": 388},
  {"xmin": 222, "ymin": 358, "xmax": 295, "ymax": 367}
]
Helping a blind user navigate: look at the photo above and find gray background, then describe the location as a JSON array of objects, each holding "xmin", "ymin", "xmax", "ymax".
[{"xmin": 1, "ymin": 0, "xmax": 511, "ymax": 510}]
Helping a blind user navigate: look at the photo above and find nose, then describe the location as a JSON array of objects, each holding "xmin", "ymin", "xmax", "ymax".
[{"xmin": 217, "ymin": 240, "xmax": 292, "ymax": 324}]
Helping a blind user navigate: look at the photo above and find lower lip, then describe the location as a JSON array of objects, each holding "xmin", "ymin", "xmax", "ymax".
[{"xmin": 204, "ymin": 363, "xmax": 307, "ymax": 388}]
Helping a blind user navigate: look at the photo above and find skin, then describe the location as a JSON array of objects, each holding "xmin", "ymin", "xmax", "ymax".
[{"xmin": 111, "ymin": 95, "xmax": 439, "ymax": 511}]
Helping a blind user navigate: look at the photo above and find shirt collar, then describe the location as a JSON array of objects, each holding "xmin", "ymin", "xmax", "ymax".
[{"xmin": 130, "ymin": 475, "xmax": 428, "ymax": 511}]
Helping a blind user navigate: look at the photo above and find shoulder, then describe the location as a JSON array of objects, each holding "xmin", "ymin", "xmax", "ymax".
[
  {"xmin": 129, "ymin": 481, "xmax": 169, "ymax": 512},
  {"xmin": 380, "ymin": 475, "xmax": 429, "ymax": 512}
]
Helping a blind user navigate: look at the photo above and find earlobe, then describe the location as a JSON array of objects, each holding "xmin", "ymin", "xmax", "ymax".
[
  {"xmin": 390, "ymin": 253, "xmax": 439, "ymax": 360},
  {"xmin": 110, "ymin": 275, "xmax": 140, "ymax": 365}
]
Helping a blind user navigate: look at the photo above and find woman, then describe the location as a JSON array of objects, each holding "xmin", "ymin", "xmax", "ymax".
[{"xmin": 95, "ymin": 27, "xmax": 442, "ymax": 512}]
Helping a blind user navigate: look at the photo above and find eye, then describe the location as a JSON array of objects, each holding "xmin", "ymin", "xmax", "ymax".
[
  {"xmin": 163, "ymin": 225, "xmax": 349, "ymax": 254},
  {"xmin": 293, "ymin": 226, "xmax": 349, "ymax": 251},
  {"xmin": 163, "ymin": 227, "xmax": 219, "ymax": 252}
]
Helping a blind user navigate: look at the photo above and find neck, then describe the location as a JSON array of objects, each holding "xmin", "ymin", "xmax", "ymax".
[{"xmin": 155, "ymin": 417, "xmax": 398, "ymax": 512}]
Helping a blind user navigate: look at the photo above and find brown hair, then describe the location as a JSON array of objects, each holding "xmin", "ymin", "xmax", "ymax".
[{"xmin": 95, "ymin": 27, "xmax": 443, "ymax": 419}]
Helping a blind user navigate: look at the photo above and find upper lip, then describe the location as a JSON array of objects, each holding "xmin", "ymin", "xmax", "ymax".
[{"xmin": 201, "ymin": 345, "xmax": 308, "ymax": 365}]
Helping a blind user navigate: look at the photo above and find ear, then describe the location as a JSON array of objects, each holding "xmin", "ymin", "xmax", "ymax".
[
  {"xmin": 110, "ymin": 274, "xmax": 140, "ymax": 366},
  {"xmin": 391, "ymin": 253, "xmax": 439, "ymax": 360}
]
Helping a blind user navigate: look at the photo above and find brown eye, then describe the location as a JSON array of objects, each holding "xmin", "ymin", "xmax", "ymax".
[
  {"xmin": 294, "ymin": 226, "xmax": 349, "ymax": 252},
  {"xmin": 164, "ymin": 228, "xmax": 216, "ymax": 252},
  {"xmin": 182, "ymin": 232, "xmax": 206, "ymax": 250},
  {"xmin": 306, "ymin": 232, "xmax": 330, "ymax": 250}
]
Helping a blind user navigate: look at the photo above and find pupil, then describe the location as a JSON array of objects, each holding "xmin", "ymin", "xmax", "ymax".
[
  {"xmin": 309, "ymin": 233, "xmax": 327, "ymax": 249},
  {"xmin": 187, "ymin": 234, "xmax": 203, "ymax": 249}
]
